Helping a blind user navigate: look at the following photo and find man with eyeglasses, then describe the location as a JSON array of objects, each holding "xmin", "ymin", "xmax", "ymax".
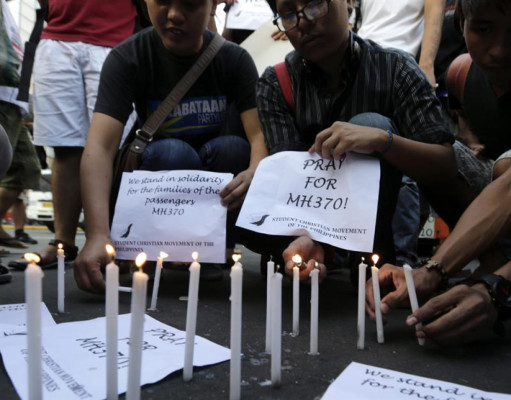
[{"xmin": 256, "ymin": 0, "xmax": 483, "ymax": 284}]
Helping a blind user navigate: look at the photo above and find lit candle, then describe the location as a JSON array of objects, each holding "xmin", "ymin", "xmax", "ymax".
[
  {"xmin": 126, "ymin": 252, "xmax": 148, "ymax": 400},
  {"xmin": 265, "ymin": 256, "xmax": 274, "ymax": 353},
  {"xmin": 292, "ymin": 254, "xmax": 301, "ymax": 336},
  {"xmin": 271, "ymin": 270, "xmax": 282, "ymax": 387},
  {"xmin": 57, "ymin": 243, "xmax": 65, "ymax": 313},
  {"xmin": 403, "ymin": 264, "xmax": 425, "ymax": 346},
  {"xmin": 357, "ymin": 257, "xmax": 368, "ymax": 350},
  {"xmin": 25, "ymin": 253, "xmax": 43, "ymax": 400},
  {"xmin": 309, "ymin": 265, "xmax": 319, "ymax": 355},
  {"xmin": 148, "ymin": 251, "xmax": 168, "ymax": 311},
  {"xmin": 105, "ymin": 244, "xmax": 119, "ymax": 400},
  {"xmin": 371, "ymin": 255, "xmax": 384, "ymax": 344},
  {"xmin": 230, "ymin": 250, "xmax": 243, "ymax": 400},
  {"xmin": 183, "ymin": 251, "xmax": 201, "ymax": 382}
]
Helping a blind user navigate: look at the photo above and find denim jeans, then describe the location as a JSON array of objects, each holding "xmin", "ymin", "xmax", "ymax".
[{"xmin": 139, "ymin": 135, "xmax": 250, "ymax": 249}]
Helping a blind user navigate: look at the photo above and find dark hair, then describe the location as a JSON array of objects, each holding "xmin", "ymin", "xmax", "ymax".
[
  {"xmin": 454, "ymin": 0, "xmax": 509, "ymax": 33},
  {"xmin": 266, "ymin": 0, "xmax": 278, "ymax": 15}
]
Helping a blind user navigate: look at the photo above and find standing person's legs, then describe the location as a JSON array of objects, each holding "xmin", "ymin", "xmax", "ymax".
[{"xmin": 0, "ymin": 102, "xmax": 40, "ymax": 248}]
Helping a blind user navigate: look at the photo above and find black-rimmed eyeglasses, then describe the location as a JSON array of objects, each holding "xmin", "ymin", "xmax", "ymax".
[{"xmin": 273, "ymin": 0, "xmax": 332, "ymax": 33}]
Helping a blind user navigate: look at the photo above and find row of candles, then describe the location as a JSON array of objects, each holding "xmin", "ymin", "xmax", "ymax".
[{"xmin": 24, "ymin": 246, "xmax": 424, "ymax": 400}]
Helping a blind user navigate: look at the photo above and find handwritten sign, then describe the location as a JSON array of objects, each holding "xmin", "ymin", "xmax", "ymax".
[
  {"xmin": 0, "ymin": 303, "xmax": 56, "ymax": 336},
  {"xmin": 0, "ymin": 313, "xmax": 230, "ymax": 400},
  {"xmin": 226, "ymin": 0, "xmax": 274, "ymax": 30},
  {"xmin": 322, "ymin": 362, "xmax": 511, "ymax": 400},
  {"xmin": 111, "ymin": 170, "xmax": 233, "ymax": 262},
  {"xmin": 236, "ymin": 152, "xmax": 380, "ymax": 252}
]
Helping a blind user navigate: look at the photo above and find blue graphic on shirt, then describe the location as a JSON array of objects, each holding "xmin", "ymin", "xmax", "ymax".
[{"xmin": 146, "ymin": 96, "xmax": 227, "ymax": 138}]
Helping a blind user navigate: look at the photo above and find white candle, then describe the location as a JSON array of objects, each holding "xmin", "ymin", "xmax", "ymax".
[
  {"xmin": 149, "ymin": 251, "xmax": 168, "ymax": 311},
  {"xmin": 309, "ymin": 267, "xmax": 319, "ymax": 355},
  {"xmin": 118, "ymin": 286, "xmax": 132, "ymax": 293},
  {"xmin": 126, "ymin": 253, "xmax": 148, "ymax": 400},
  {"xmin": 403, "ymin": 264, "xmax": 425, "ymax": 346},
  {"xmin": 105, "ymin": 245, "xmax": 119, "ymax": 400},
  {"xmin": 57, "ymin": 243, "xmax": 65, "ymax": 313},
  {"xmin": 357, "ymin": 257, "xmax": 368, "ymax": 350},
  {"xmin": 230, "ymin": 251, "xmax": 243, "ymax": 400},
  {"xmin": 371, "ymin": 255, "xmax": 384, "ymax": 344},
  {"xmin": 25, "ymin": 253, "xmax": 43, "ymax": 400},
  {"xmin": 271, "ymin": 272, "xmax": 282, "ymax": 387},
  {"xmin": 265, "ymin": 257, "xmax": 274, "ymax": 353},
  {"xmin": 183, "ymin": 251, "xmax": 201, "ymax": 382},
  {"xmin": 292, "ymin": 254, "xmax": 301, "ymax": 336}
]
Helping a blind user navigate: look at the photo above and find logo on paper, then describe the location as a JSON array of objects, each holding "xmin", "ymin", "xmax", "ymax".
[
  {"xmin": 120, "ymin": 223, "xmax": 133, "ymax": 238},
  {"xmin": 250, "ymin": 214, "xmax": 270, "ymax": 226}
]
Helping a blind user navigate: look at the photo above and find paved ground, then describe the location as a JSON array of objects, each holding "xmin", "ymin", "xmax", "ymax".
[{"xmin": 0, "ymin": 227, "xmax": 510, "ymax": 399}]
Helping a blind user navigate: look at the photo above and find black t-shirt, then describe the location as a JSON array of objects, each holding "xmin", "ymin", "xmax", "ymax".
[
  {"xmin": 463, "ymin": 63, "xmax": 511, "ymax": 160},
  {"xmin": 95, "ymin": 28, "xmax": 258, "ymax": 149}
]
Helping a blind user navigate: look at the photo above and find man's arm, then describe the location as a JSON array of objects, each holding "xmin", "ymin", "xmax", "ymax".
[
  {"xmin": 74, "ymin": 113, "xmax": 124, "ymax": 293},
  {"xmin": 418, "ymin": 0, "xmax": 446, "ymax": 86}
]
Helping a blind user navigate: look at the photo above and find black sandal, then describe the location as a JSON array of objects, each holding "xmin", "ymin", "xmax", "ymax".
[
  {"xmin": 0, "ymin": 265, "xmax": 12, "ymax": 284},
  {"xmin": 8, "ymin": 239, "xmax": 79, "ymax": 271}
]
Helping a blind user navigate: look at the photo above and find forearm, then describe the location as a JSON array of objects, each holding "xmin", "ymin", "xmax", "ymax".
[
  {"xmin": 383, "ymin": 134, "xmax": 456, "ymax": 185},
  {"xmin": 432, "ymin": 168, "xmax": 511, "ymax": 275},
  {"xmin": 418, "ymin": 0, "xmax": 445, "ymax": 78},
  {"xmin": 241, "ymin": 108, "xmax": 269, "ymax": 171},
  {"xmin": 80, "ymin": 144, "xmax": 115, "ymax": 239}
]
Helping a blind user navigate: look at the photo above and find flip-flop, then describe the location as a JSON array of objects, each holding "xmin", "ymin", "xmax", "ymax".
[
  {"xmin": 0, "ymin": 237, "xmax": 28, "ymax": 248},
  {"xmin": 0, "ymin": 265, "xmax": 12, "ymax": 284},
  {"xmin": 8, "ymin": 239, "xmax": 78, "ymax": 271}
]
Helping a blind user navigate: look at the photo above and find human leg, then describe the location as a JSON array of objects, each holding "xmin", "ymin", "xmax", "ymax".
[
  {"xmin": 139, "ymin": 138, "xmax": 202, "ymax": 171},
  {"xmin": 12, "ymin": 196, "xmax": 38, "ymax": 244}
]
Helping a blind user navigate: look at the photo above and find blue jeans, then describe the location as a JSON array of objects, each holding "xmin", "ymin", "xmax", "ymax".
[{"xmin": 139, "ymin": 136, "xmax": 250, "ymax": 248}]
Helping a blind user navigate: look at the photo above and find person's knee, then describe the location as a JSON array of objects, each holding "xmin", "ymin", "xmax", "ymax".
[
  {"xmin": 348, "ymin": 112, "xmax": 396, "ymax": 132},
  {"xmin": 199, "ymin": 135, "xmax": 250, "ymax": 174},
  {"xmin": 493, "ymin": 157, "xmax": 511, "ymax": 180},
  {"xmin": 140, "ymin": 138, "xmax": 201, "ymax": 171},
  {"xmin": 0, "ymin": 124, "xmax": 12, "ymax": 179}
]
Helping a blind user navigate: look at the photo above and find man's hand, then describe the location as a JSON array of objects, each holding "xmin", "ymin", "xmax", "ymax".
[
  {"xmin": 271, "ymin": 30, "xmax": 288, "ymax": 41},
  {"xmin": 365, "ymin": 264, "xmax": 442, "ymax": 321},
  {"xmin": 407, "ymin": 283, "xmax": 499, "ymax": 346},
  {"xmin": 282, "ymin": 236, "xmax": 327, "ymax": 282},
  {"xmin": 220, "ymin": 168, "xmax": 254, "ymax": 211},
  {"xmin": 74, "ymin": 235, "xmax": 111, "ymax": 293},
  {"xmin": 309, "ymin": 122, "xmax": 389, "ymax": 160}
]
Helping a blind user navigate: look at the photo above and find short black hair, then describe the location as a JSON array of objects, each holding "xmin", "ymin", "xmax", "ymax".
[
  {"xmin": 455, "ymin": 0, "xmax": 510, "ymax": 33},
  {"xmin": 266, "ymin": 0, "xmax": 278, "ymax": 15}
]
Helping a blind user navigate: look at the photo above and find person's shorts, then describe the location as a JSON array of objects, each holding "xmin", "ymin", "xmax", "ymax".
[
  {"xmin": 32, "ymin": 39, "xmax": 111, "ymax": 148},
  {"xmin": 0, "ymin": 101, "xmax": 40, "ymax": 190}
]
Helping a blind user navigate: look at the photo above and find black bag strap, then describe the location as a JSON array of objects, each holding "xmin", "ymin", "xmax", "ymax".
[{"xmin": 17, "ymin": 1, "xmax": 48, "ymax": 102}]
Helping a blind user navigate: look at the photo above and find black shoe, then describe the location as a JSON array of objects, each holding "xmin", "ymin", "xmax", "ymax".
[{"xmin": 15, "ymin": 230, "xmax": 38, "ymax": 245}]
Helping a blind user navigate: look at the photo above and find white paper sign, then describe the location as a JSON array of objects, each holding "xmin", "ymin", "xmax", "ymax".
[
  {"xmin": 111, "ymin": 170, "xmax": 233, "ymax": 262},
  {"xmin": 0, "ymin": 302, "xmax": 56, "ymax": 336},
  {"xmin": 322, "ymin": 362, "xmax": 511, "ymax": 400},
  {"xmin": 236, "ymin": 152, "xmax": 380, "ymax": 252},
  {"xmin": 0, "ymin": 313, "xmax": 230, "ymax": 400},
  {"xmin": 226, "ymin": 0, "xmax": 274, "ymax": 30}
]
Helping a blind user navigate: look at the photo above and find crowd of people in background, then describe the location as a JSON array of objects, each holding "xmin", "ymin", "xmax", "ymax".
[{"xmin": 0, "ymin": 0, "xmax": 509, "ymax": 347}]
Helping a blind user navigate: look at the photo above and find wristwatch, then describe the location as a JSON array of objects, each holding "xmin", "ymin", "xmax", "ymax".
[{"xmin": 472, "ymin": 274, "xmax": 511, "ymax": 321}]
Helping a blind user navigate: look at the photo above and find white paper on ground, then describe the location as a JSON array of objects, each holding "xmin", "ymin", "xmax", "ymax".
[
  {"xmin": 236, "ymin": 152, "xmax": 380, "ymax": 252},
  {"xmin": 322, "ymin": 362, "xmax": 511, "ymax": 400},
  {"xmin": 111, "ymin": 170, "xmax": 233, "ymax": 263},
  {"xmin": 0, "ymin": 313, "xmax": 230, "ymax": 400},
  {"xmin": 0, "ymin": 302, "xmax": 56, "ymax": 335},
  {"xmin": 226, "ymin": 0, "xmax": 273, "ymax": 30}
]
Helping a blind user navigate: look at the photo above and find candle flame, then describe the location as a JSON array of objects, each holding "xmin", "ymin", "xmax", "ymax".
[
  {"xmin": 192, "ymin": 251, "xmax": 199, "ymax": 262},
  {"xmin": 24, "ymin": 253, "xmax": 41, "ymax": 263},
  {"xmin": 292, "ymin": 254, "xmax": 302, "ymax": 266},
  {"xmin": 135, "ymin": 252, "xmax": 147, "ymax": 271},
  {"xmin": 232, "ymin": 248, "xmax": 242, "ymax": 263},
  {"xmin": 371, "ymin": 254, "xmax": 379, "ymax": 266},
  {"xmin": 105, "ymin": 244, "xmax": 116, "ymax": 257},
  {"xmin": 58, "ymin": 243, "xmax": 63, "ymax": 250},
  {"xmin": 159, "ymin": 251, "xmax": 169, "ymax": 259},
  {"xmin": 361, "ymin": 256, "xmax": 365, "ymax": 262}
]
